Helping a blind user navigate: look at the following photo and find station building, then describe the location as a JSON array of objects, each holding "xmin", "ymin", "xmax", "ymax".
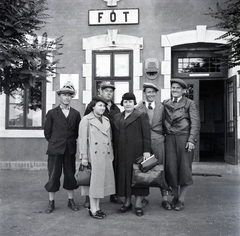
[{"xmin": 0, "ymin": 0, "xmax": 239, "ymax": 167}]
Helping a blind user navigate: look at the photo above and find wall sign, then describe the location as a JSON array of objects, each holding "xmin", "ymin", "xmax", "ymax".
[{"xmin": 89, "ymin": 9, "xmax": 139, "ymax": 25}]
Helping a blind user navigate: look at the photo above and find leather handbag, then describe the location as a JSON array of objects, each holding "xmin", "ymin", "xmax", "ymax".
[
  {"xmin": 75, "ymin": 163, "xmax": 91, "ymax": 186},
  {"xmin": 132, "ymin": 163, "xmax": 163, "ymax": 187},
  {"xmin": 136, "ymin": 154, "xmax": 159, "ymax": 172}
]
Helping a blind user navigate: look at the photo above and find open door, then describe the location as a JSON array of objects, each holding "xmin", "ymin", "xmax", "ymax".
[{"xmin": 225, "ymin": 75, "xmax": 238, "ymax": 165}]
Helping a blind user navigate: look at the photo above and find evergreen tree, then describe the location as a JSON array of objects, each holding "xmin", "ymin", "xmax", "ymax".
[
  {"xmin": 208, "ymin": 0, "xmax": 240, "ymax": 68},
  {"xmin": 0, "ymin": 0, "xmax": 63, "ymax": 95}
]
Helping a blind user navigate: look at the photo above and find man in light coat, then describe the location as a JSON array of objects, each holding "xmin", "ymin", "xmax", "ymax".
[{"xmin": 136, "ymin": 82, "xmax": 171, "ymax": 210}]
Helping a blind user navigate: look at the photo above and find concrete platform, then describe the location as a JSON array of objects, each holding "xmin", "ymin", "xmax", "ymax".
[{"xmin": 0, "ymin": 167, "xmax": 240, "ymax": 236}]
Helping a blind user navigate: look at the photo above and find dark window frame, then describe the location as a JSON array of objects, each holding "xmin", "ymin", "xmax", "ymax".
[
  {"xmin": 92, "ymin": 50, "xmax": 133, "ymax": 96},
  {"xmin": 5, "ymin": 81, "xmax": 46, "ymax": 130}
]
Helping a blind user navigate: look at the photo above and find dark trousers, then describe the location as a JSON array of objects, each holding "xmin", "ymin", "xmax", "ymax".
[
  {"xmin": 165, "ymin": 134, "xmax": 193, "ymax": 188},
  {"xmin": 45, "ymin": 147, "xmax": 78, "ymax": 192}
]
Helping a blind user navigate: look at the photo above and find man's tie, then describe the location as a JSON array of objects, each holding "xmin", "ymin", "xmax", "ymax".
[
  {"xmin": 148, "ymin": 102, "xmax": 153, "ymax": 110},
  {"xmin": 173, "ymin": 97, "xmax": 178, "ymax": 103}
]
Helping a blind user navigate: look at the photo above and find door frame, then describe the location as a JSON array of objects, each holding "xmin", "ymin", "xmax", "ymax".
[
  {"xmin": 224, "ymin": 75, "xmax": 238, "ymax": 165},
  {"xmin": 182, "ymin": 79, "xmax": 200, "ymax": 162}
]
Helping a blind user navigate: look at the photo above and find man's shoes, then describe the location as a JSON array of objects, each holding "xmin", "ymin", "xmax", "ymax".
[
  {"xmin": 170, "ymin": 197, "xmax": 178, "ymax": 208},
  {"xmin": 162, "ymin": 200, "xmax": 172, "ymax": 210},
  {"xmin": 110, "ymin": 194, "xmax": 124, "ymax": 204},
  {"xmin": 173, "ymin": 200, "xmax": 184, "ymax": 211},
  {"xmin": 118, "ymin": 203, "xmax": 133, "ymax": 213},
  {"xmin": 135, "ymin": 207, "xmax": 144, "ymax": 217},
  {"xmin": 141, "ymin": 198, "xmax": 149, "ymax": 208},
  {"xmin": 45, "ymin": 200, "xmax": 55, "ymax": 213},
  {"xmin": 68, "ymin": 199, "xmax": 79, "ymax": 211}
]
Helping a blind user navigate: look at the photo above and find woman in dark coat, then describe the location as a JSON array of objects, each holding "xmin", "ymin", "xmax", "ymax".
[{"xmin": 113, "ymin": 92, "xmax": 151, "ymax": 217}]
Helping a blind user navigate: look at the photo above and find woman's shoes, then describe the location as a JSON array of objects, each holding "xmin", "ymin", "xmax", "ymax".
[
  {"xmin": 88, "ymin": 208, "xmax": 106, "ymax": 219},
  {"xmin": 135, "ymin": 207, "xmax": 144, "ymax": 217},
  {"xmin": 118, "ymin": 203, "xmax": 133, "ymax": 213}
]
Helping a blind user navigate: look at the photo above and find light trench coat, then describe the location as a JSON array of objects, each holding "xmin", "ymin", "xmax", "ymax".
[{"xmin": 78, "ymin": 112, "xmax": 115, "ymax": 198}]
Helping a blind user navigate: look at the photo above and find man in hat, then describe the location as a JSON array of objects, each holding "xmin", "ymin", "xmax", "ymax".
[
  {"xmin": 162, "ymin": 78, "xmax": 200, "ymax": 211},
  {"xmin": 84, "ymin": 81, "xmax": 122, "ymax": 206},
  {"xmin": 84, "ymin": 82, "xmax": 120, "ymax": 123},
  {"xmin": 136, "ymin": 82, "xmax": 171, "ymax": 210},
  {"xmin": 44, "ymin": 81, "xmax": 81, "ymax": 213}
]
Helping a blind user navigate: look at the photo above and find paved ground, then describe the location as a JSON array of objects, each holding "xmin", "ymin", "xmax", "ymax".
[{"xmin": 0, "ymin": 169, "xmax": 240, "ymax": 236}]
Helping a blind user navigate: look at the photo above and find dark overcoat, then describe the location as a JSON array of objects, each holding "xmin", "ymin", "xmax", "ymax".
[
  {"xmin": 113, "ymin": 109, "xmax": 151, "ymax": 197},
  {"xmin": 44, "ymin": 105, "xmax": 81, "ymax": 155}
]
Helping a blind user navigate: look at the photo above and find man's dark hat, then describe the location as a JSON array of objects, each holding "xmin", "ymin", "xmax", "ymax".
[
  {"xmin": 100, "ymin": 82, "xmax": 115, "ymax": 91},
  {"xmin": 170, "ymin": 78, "xmax": 188, "ymax": 89},
  {"xmin": 92, "ymin": 96, "xmax": 108, "ymax": 106},
  {"xmin": 143, "ymin": 82, "xmax": 159, "ymax": 92}
]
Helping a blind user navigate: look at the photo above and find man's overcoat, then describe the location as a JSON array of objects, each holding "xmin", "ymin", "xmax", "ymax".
[{"xmin": 44, "ymin": 105, "xmax": 81, "ymax": 155}]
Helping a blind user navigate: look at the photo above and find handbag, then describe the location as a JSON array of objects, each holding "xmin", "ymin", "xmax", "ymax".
[
  {"xmin": 132, "ymin": 163, "xmax": 171, "ymax": 190},
  {"xmin": 136, "ymin": 154, "xmax": 159, "ymax": 172},
  {"xmin": 75, "ymin": 163, "xmax": 91, "ymax": 186},
  {"xmin": 132, "ymin": 163, "xmax": 163, "ymax": 187}
]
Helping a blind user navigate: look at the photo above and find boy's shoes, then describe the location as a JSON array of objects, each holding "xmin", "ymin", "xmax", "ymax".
[
  {"xmin": 68, "ymin": 199, "xmax": 79, "ymax": 211},
  {"xmin": 45, "ymin": 200, "xmax": 55, "ymax": 213}
]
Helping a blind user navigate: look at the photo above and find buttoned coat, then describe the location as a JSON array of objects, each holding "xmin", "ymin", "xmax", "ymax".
[
  {"xmin": 113, "ymin": 109, "xmax": 151, "ymax": 197},
  {"xmin": 135, "ymin": 100, "xmax": 165, "ymax": 163},
  {"xmin": 162, "ymin": 97, "xmax": 200, "ymax": 144},
  {"xmin": 78, "ymin": 112, "xmax": 115, "ymax": 198},
  {"xmin": 44, "ymin": 105, "xmax": 81, "ymax": 155}
]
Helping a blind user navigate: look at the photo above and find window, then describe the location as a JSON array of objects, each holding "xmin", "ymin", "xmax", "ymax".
[
  {"xmin": 172, "ymin": 44, "xmax": 227, "ymax": 78},
  {"xmin": 6, "ymin": 81, "xmax": 46, "ymax": 129},
  {"xmin": 92, "ymin": 50, "xmax": 133, "ymax": 103},
  {"xmin": 178, "ymin": 57, "xmax": 221, "ymax": 73}
]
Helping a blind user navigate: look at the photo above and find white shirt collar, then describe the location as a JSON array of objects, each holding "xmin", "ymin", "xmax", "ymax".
[
  {"xmin": 172, "ymin": 96, "xmax": 182, "ymax": 102},
  {"xmin": 145, "ymin": 101, "xmax": 155, "ymax": 109}
]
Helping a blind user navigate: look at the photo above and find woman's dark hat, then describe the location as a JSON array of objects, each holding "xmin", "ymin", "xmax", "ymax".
[
  {"xmin": 170, "ymin": 78, "xmax": 188, "ymax": 89},
  {"xmin": 120, "ymin": 92, "xmax": 137, "ymax": 106},
  {"xmin": 92, "ymin": 96, "xmax": 108, "ymax": 106}
]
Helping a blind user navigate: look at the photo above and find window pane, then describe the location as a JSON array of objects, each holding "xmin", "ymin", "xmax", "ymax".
[
  {"xmin": 27, "ymin": 108, "xmax": 42, "ymax": 127},
  {"xmin": 27, "ymin": 82, "xmax": 43, "ymax": 127},
  {"xmin": 114, "ymin": 54, "xmax": 129, "ymax": 76},
  {"xmin": 178, "ymin": 57, "xmax": 221, "ymax": 73},
  {"xmin": 8, "ymin": 89, "xmax": 24, "ymax": 127},
  {"xmin": 114, "ymin": 81, "xmax": 129, "ymax": 104},
  {"xmin": 96, "ymin": 54, "xmax": 111, "ymax": 76}
]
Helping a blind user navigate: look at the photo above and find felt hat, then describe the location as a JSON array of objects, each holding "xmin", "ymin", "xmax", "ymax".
[
  {"xmin": 120, "ymin": 92, "xmax": 137, "ymax": 106},
  {"xmin": 170, "ymin": 78, "xmax": 188, "ymax": 89},
  {"xmin": 56, "ymin": 81, "xmax": 76, "ymax": 96},
  {"xmin": 143, "ymin": 82, "xmax": 159, "ymax": 92},
  {"xmin": 100, "ymin": 82, "xmax": 115, "ymax": 91}
]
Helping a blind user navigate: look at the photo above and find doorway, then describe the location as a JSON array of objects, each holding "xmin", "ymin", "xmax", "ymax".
[{"xmin": 199, "ymin": 80, "xmax": 225, "ymax": 162}]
